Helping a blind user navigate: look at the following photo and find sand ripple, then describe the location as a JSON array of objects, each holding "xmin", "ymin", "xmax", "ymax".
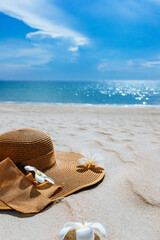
[{"xmin": 0, "ymin": 104, "xmax": 160, "ymax": 240}]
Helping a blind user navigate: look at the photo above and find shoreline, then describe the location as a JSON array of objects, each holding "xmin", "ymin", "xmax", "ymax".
[{"xmin": 0, "ymin": 102, "xmax": 160, "ymax": 108}]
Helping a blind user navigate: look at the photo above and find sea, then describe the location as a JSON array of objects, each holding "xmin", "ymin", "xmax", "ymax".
[{"xmin": 0, "ymin": 80, "xmax": 160, "ymax": 106}]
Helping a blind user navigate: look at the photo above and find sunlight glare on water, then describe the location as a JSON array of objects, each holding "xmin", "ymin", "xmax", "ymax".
[{"xmin": 0, "ymin": 80, "xmax": 159, "ymax": 105}]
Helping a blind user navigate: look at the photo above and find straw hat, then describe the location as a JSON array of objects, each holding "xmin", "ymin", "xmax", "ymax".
[{"xmin": 0, "ymin": 129, "xmax": 105, "ymax": 213}]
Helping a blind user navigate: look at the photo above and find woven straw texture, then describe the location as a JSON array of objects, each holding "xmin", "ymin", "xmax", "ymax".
[
  {"xmin": 0, "ymin": 129, "xmax": 54, "ymax": 164},
  {"xmin": 0, "ymin": 129, "xmax": 105, "ymax": 210},
  {"xmin": 47, "ymin": 151, "xmax": 105, "ymax": 201}
]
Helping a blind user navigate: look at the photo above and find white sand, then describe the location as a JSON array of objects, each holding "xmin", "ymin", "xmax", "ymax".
[{"xmin": 0, "ymin": 104, "xmax": 160, "ymax": 240}]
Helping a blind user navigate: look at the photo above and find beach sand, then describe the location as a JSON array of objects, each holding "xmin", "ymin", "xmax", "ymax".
[{"xmin": 0, "ymin": 104, "xmax": 160, "ymax": 240}]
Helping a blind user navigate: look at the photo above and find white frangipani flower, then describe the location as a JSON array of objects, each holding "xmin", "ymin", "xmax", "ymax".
[
  {"xmin": 78, "ymin": 151, "xmax": 104, "ymax": 169},
  {"xmin": 59, "ymin": 222, "xmax": 107, "ymax": 240},
  {"xmin": 24, "ymin": 165, "xmax": 54, "ymax": 184}
]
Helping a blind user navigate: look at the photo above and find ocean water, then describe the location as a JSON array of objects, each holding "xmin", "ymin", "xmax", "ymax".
[{"xmin": 0, "ymin": 80, "xmax": 160, "ymax": 106}]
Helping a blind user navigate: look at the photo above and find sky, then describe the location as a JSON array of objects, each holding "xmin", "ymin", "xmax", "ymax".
[{"xmin": 0, "ymin": 0, "xmax": 160, "ymax": 81}]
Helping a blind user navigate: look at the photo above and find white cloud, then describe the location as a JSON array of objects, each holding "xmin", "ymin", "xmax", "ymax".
[
  {"xmin": 68, "ymin": 46, "xmax": 79, "ymax": 52},
  {"xmin": 0, "ymin": 42, "xmax": 53, "ymax": 67},
  {"xmin": 0, "ymin": 41, "xmax": 54, "ymax": 80},
  {"xmin": 127, "ymin": 59, "xmax": 160, "ymax": 68},
  {"xmin": 26, "ymin": 31, "xmax": 87, "ymax": 47},
  {"xmin": 97, "ymin": 59, "xmax": 128, "ymax": 72},
  {"xmin": 140, "ymin": 60, "xmax": 160, "ymax": 67},
  {"xmin": 90, "ymin": 0, "xmax": 153, "ymax": 22},
  {"xmin": 97, "ymin": 59, "xmax": 113, "ymax": 72},
  {"xmin": 0, "ymin": 0, "xmax": 88, "ymax": 48},
  {"xmin": 97, "ymin": 58, "xmax": 160, "ymax": 72}
]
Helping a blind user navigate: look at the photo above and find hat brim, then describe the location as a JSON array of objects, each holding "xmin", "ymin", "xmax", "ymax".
[{"xmin": 0, "ymin": 150, "xmax": 105, "ymax": 210}]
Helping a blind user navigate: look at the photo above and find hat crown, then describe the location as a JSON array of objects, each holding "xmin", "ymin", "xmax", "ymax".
[{"xmin": 0, "ymin": 129, "xmax": 54, "ymax": 168}]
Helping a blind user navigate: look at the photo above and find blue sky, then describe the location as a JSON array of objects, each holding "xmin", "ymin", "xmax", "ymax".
[{"xmin": 0, "ymin": 0, "xmax": 160, "ymax": 81}]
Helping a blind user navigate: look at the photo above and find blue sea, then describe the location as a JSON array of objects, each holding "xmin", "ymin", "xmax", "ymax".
[{"xmin": 0, "ymin": 80, "xmax": 160, "ymax": 106}]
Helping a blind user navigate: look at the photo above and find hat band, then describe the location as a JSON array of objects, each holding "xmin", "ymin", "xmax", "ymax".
[{"xmin": 17, "ymin": 150, "xmax": 56, "ymax": 172}]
